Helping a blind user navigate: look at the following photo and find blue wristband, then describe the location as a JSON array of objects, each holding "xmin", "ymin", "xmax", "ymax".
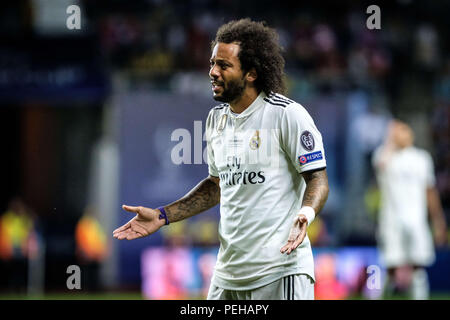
[{"xmin": 157, "ymin": 206, "xmax": 170, "ymax": 225}]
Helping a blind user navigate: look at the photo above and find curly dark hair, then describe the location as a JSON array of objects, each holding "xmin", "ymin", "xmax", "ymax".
[{"xmin": 212, "ymin": 18, "xmax": 287, "ymax": 95}]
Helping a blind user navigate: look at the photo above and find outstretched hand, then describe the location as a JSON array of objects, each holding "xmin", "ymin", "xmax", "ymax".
[
  {"xmin": 280, "ymin": 214, "xmax": 308, "ymax": 255},
  {"xmin": 113, "ymin": 205, "xmax": 165, "ymax": 240}
]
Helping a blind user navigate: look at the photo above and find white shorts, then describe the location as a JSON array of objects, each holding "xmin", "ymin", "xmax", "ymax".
[
  {"xmin": 378, "ymin": 221, "xmax": 435, "ymax": 268},
  {"xmin": 207, "ymin": 274, "xmax": 315, "ymax": 300}
]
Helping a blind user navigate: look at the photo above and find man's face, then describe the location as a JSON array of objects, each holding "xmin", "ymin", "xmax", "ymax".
[
  {"xmin": 391, "ymin": 121, "xmax": 414, "ymax": 148},
  {"xmin": 209, "ymin": 42, "xmax": 247, "ymax": 103}
]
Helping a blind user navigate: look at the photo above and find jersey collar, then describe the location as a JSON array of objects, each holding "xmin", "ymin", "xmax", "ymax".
[{"xmin": 229, "ymin": 91, "xmax": 266, "ymax": 119}]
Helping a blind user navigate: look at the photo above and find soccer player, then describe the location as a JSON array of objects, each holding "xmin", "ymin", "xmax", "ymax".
[
  {"xmin": 113, "ymin": 19, "xmax": 329, "ymax": 300},
  {"xmin": 372, "ymin": 120, "xmax": 448, "ymax": 299}
]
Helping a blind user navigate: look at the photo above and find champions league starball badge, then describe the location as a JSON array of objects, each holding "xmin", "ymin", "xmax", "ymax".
[
  {"xmin": 300, "ymin": 130, "xmax": 315, "ymax": 151},
  {"xmin": 249, "ymin": 130, "xmax": 261, "ymax": 150}
]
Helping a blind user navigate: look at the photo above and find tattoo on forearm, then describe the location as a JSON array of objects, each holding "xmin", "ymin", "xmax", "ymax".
[
  {"xmin": 165, "ymin": 177, "xmax": 220, "ymax": 223},
  {"xmin": 301, "ymin": 169, "xmax": 329, "ymax": 214}
]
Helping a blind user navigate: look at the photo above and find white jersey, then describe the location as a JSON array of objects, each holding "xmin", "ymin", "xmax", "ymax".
[
  {"xmin": 372, "ymin": 146, "xmax": 436, "ymax": 267},
  {"xmin": 372, "ymin": 146, "xmax": 435, "ymax": 228},
  {"xmin": 205, "ymin": 91, "xmax": 327, "ymax": 290}
]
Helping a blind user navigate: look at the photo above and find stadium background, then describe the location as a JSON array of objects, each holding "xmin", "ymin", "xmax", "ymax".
[{"xmin": 0, "ymin": 0, "xmax": 449, "ymax": 299}]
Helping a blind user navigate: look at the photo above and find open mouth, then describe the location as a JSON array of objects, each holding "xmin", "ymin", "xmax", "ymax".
[{"xmin": 211, "ymin": 82, "xmax": 224, "ymax": 92}]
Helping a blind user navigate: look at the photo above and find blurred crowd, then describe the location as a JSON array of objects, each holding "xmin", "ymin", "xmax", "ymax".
[
  {"xmin": 90, "ymin": 0, "xmax": 450, "ymax": 210},
  {"xmin": 89, "ymin": 1, "xmax": 445, "ymax": 91}
]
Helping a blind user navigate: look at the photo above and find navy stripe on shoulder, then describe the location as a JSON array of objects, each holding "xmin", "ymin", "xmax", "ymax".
[
  {"xmin": 264, "ymin": 98, "xmax": 288, "ymax": 108},
  {"xmin": 213, "ymin": 103, "xmax": 229, "ymax": 110},
  {"xmin": 268, "ymin": 96, "xmax": 292, "ymax": 106},
  {"xmin": 268, "ymin": 92, "xmax": 294, "ymax": 103}
]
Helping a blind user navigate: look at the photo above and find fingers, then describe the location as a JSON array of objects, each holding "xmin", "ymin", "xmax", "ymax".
[
  {"xmin": 280, "ymin": 236, "xmax": 303, "ymax": 255},
  {"xmin": 280, "ymin": 217, "xmax": 299, "ymax": 252},
  {"xmin": 113, "ymin": 205, "xmax": 143, "ymax": 238},
  {"xmin": 113, "ymin": 221, "xmax": 131, "ymax": 235},
  {"xmin": 113, "ymin": 228, "xmax": 127, "ymax": 239},
  {"xmin": 113, "ymin": 231, "xmax": 127, "ymax": 240},
  {"xmin": 113, "ymin": 205, "xmax": 155, "ymax": 241},
  {"xmin": 131, "ymin": 223, "xmax": 148, "ymax": 237},
  {"xmin": 280, "ymin": 241, "xmax": 293, "ymax": 254},
  {"xmin": 114, "ymin": 230, "xmax": 142, "ymax": 240},
  {"xmin": 115, "ymin": 230, "xmax": 140, "ymax": 240},
  {"xmin": 113, "ymin": 224, "xmax": 145, "ymax": 240},
  {"xmin": 113, "ymin": 215, "xmax": 149, "ymax": 240},
  {"xmin": 280, "ymin": 216, "xmax": 308, "ymax": 255},
  {"xmin": 290, "ymin": 229, "xmax": 306, "ymax": 252},
  {"xmin": 122, "ymin": 205, "xmax": 141, "ymax": 213}
]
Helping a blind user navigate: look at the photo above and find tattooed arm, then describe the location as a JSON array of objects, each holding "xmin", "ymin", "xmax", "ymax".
[
  {"xmin": 281, "ymin": 168, "xmax": 329, "ymax": 254},
  {"xmin": 113, "ymin": 176, "xmax": 220, "ymax": 240},
  {"xmin": 165, "ymin": 175, "xmax": 221, "ymax": 222},
  {"xmin": 300, "ymin": 168, "xmax": 329, "ymax": 215}
]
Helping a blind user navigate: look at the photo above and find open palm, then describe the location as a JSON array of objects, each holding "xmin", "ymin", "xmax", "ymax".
[
  {"xmin": 113, "ymin": 205, "xmax": 165, "ymax": 240},
  {"xmin": 280, "ymin": 214, "xmax": 308, "ymax": 255}
]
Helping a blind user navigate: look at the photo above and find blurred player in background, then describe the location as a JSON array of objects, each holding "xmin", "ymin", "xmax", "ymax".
[
  {"xmin": 113, "ymin": 19, "xmax": 329, "ymax": 300},
  {"xmin": 372, "ymin": 120, "xmax": 448, "ymax": 299}
]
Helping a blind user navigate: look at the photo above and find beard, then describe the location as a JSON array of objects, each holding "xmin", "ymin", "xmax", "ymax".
[{"xmin": 213, "ymin": 77, "xmax": 246, "ymax": 103}]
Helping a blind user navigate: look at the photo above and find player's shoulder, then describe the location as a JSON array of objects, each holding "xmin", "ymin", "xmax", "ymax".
[
  {"xmin": 263, "ymin": 92, "xmax": 296, "ymax": 109},
  {"xmin": 263, "ymin": 92, "xmax": 310, "ymax": 118},
  {"xmin": 212, "ymin": 103, "xmax": 229, "ymax": 111},
  {"xmin": 208, "ymin": 103, "xmax": 229, "ymax": 115},
  {"xmin": 207, "ymin": 103, "xmax": 229, "ymax": 117},
  {"xmin": 410, "ymin": 146, "xmax": 433, "ymax": 161},
  {"xmin": 206, "ymin": 103, "xmax": 229, "ymax": 126}
]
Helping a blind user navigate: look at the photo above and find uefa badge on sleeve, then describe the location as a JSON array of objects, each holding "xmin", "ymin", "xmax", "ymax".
[
  {"xmin": 298, "ymin": 151, "xmax": 323, "ymax": 166},
  {"xmin": 300, "ymin": 131, "xmax": 315, "ymax": 151}
]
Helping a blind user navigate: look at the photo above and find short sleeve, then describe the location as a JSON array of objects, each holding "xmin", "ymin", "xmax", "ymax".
[
  {"xmin": 424, "ymin": 151, "xmax": 436, "ymax": 187},
  {"xmin": 281, "ymin": 104, "xmax": 327, "ymax": 173},
  {"xmin": 205, "ymin": 109, "xmax": 219, "ymax": 177}
]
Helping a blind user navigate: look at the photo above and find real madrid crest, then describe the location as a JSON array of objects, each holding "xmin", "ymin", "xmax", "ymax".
[
  {"xmin": 249, "ymin": 130, "xmax": 261, "ymax": 150},
  {"xmin": 217, "ymin": 114, "xmax": 227, "ymax": 134}
]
